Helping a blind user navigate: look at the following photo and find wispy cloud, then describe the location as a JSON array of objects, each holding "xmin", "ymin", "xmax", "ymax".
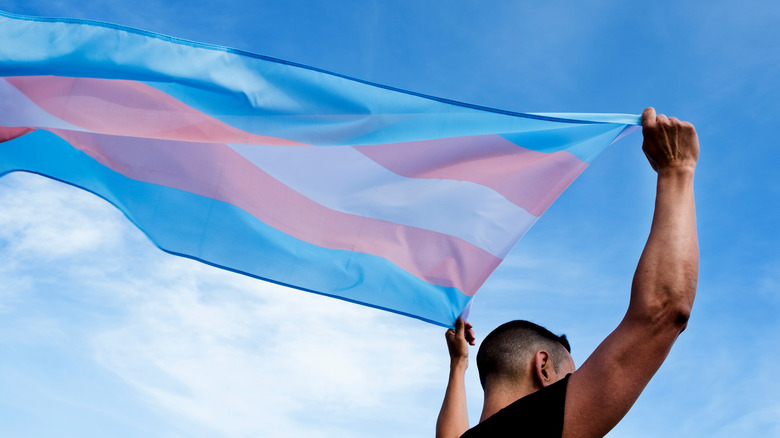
[
  {"xmin": 0, "ymin": 173, "xmax": 125, "ymax": 261},
  {"xmin": 1, "ymin": 172, "xmax": 449, "ymax": 437},
  {"xmin": 92, "ymin": 265, "xmax": 446, "ymax": 437}
]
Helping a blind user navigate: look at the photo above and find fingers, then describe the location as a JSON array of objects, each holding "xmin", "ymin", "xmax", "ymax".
[
  {"xmin": 464, "ymin": 321, "xmax": 474, "ymax": 345},
  {"xmin": 642, "ymin": 107, "xmax": 675, "ymax": 132},
  {"xmin": 640, "ymin": 107, "xmax": 699, "ymax": 172},
  {"xmin": 465, "ymin": 327, "xmax": 476, "ymax": 346},
  {"xmin": 459, "ymin": 318, "xmax": 476, "ymax": 346},
  {"xmin": 643, "ymin": 108, "xmax": 690, "ymax": 128},
  {"xmin": 643, "ymin": 109, "xmax": 695, "ymax": 132},
  {"xmin": 641, "ymin": 107, "xmax": 656, "ymax": 128},
  {"xmin": 449, "ymin": 317, "xmax": 476, "ymax": 346}
]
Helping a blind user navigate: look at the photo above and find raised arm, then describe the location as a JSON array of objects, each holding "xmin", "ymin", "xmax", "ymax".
[
  {"xmin": 563, "ymin": 108, "xmax": 700, "ymax": 438},
  {"xmin": 436, "ymin": 317, "xmax": 475, "ymax": 438}
]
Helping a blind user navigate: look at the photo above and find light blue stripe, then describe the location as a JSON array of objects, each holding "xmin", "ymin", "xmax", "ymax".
[
  {"xmin": 500, "ymin": 124, "xmax": 629, "ymax": 163},
  {"xmin": 0, "ymin": 130, "xmax": 471, "ymax": 327},
  {"xmin": 0, "ymin": 11, "xmax": 638, "ymax": 162}
]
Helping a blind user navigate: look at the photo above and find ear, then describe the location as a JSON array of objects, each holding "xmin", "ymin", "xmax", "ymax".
[{"xmin": 532, "ymin": 350, "xmax": 556, "ymax": 388}]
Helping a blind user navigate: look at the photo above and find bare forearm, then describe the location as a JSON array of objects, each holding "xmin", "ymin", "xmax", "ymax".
[
  {"xmin": 630, "ymin": 166, "xmax": 698, "ymax": 326},
  {"xmin": 436, "ymin": 360, "xmax": 469, "ymax": 438}
]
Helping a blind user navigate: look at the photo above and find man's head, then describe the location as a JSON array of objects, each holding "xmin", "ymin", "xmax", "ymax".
[{"xmin": 476, "ymin": 320, "xmax": 574, "ymax": 391}]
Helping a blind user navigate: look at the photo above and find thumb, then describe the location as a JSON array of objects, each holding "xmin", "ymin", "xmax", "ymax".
[
  {"xmin": 641, "ymin": 107, "xmax": 657, "ymax": 128},
  {"xmin": 454, "ymin": 317, "xmax": 465, "ymax": 337}
]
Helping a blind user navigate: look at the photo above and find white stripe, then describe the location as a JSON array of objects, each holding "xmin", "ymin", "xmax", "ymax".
[
  {"xmin": 0, "ymin": 78, "xmax": 84, "ymax": 131},
  {"xmin": 228, "ymin": 144, "xmax": 537, "ymax": 257}
]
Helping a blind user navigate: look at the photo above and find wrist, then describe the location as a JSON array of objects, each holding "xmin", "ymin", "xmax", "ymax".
[
  {"xmin": 656, "ymin": 165, "xmax": 696, "ymax": 190},
  {"xmin": 656, "ymin": 163, "xmax": 696, "ymax": 179},
  {"xmin": 450, "ymin": 356, "xmax": 469, "ymax": 370}
]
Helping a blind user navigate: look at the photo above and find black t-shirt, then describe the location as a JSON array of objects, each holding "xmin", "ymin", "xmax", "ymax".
[{"xmin": 460, "ymin": 374, "xmax": 570, "ymax": 438}]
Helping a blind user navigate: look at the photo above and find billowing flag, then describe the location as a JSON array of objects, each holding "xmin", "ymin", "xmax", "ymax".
[{"xmin": 0, "ymin": 11, "xmax": 639, "ymax": 327}]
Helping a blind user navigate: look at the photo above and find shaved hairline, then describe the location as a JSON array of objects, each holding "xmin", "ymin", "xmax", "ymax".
[{"xmin": 476, "ymin": 320, "xmax": 571, "ymax": 388}]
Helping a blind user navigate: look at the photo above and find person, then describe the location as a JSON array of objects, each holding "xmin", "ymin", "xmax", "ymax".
[{"xmin": 436, "ymin": 107, "xmax": 700, "ymax": 438}]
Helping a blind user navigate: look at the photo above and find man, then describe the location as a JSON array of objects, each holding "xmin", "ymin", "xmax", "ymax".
[{"xmin": 436, "ymin": 107, "xmax": 700, "ymax": 438}]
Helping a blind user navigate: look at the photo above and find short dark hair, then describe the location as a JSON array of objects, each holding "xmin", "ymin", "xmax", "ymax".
[{"xmin": 476, "ymin": 320, "xmax": 571, "ymax": 389}]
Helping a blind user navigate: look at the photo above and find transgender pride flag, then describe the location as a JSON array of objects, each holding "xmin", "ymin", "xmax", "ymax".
[{"xmin": 0, "ymin": 11, "xmax": 639, "ymax": 327}]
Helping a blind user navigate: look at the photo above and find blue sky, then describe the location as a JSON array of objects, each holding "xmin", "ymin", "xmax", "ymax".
[{"xmin": 0, "ymin": 1, "xmax": 778, "ymax": 437}]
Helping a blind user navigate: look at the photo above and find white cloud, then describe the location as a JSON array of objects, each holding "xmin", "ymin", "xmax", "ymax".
[
  {"xmin": 0, "ymin": 173, "xmax": 126, "ymax": 260},
  {"xmin": 1, "ymin": 173, "xmax": 448, "ymax": 437},
  {"xmin": 90, "ymin": 263, "xmax": 445, "ymax": 438}
]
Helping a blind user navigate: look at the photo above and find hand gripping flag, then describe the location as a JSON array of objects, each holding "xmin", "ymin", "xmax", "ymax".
[{"xmin": 0, "ymin": 11, "xmax": 640, "ymax": 327}]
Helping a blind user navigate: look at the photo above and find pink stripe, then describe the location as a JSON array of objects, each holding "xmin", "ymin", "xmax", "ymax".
[
  {"xmin": 355, "ymin": 135, "xmax": 588, "ymax": 217},
  {"xmin": 6, "ymin": 76, "xmax": 306, "ymax": 146},
  {"xmin": 0, "ymin": 126, "xmax": 35, "ymax": 142},
  {"xmin": 48, "ymin": 128, "xmax": 499, "ymax": 296}
]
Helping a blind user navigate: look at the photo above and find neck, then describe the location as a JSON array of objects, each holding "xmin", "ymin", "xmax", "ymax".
[{"xmin": 479, "ymin": 379, "xmax": 539, "ymax": 422}]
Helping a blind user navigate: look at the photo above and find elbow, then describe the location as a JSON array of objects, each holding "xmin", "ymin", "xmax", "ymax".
[
  {"xmin": 668, "ymin": 278, "xmax": 697, "ymax": 332},
  {"xmin": 673, "ymin": 305, "xmax": 691, "ymax": 333},
  {"xmin": 631, "ymin": 275, "xmax": 697, "ymax": 334},
  {"xmin": 655, "ymin": 300, "xmax": 693, "ymax": 334},
  {"xmin": 630, "ymin": 297, "xmax": 693, "ymax": 335}
]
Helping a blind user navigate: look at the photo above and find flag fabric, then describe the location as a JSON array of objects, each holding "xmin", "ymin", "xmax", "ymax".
[{"xmin": 0, "ymin": 11, "xmax": 640, "ymax": 327}]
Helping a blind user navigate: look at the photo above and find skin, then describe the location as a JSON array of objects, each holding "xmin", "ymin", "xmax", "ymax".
[
  {"xmin": 479, "ymin": 349, "xmax": 576, "ymax": 423},
  {"xmin": 436, "ymin": 317, "xmax": 475, "ymax": 438},
  {"xmin": 437, "ymin": 107, "xmax": 699, "ymax": 438}
]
